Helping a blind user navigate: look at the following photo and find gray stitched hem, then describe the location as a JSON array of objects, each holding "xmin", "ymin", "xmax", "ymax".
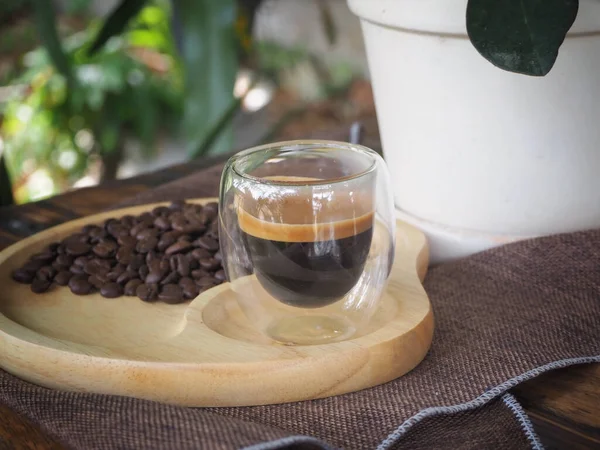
[
  {"xmin": 377, "ymin": 356, "xmax": 600, "ymax": 449},
  {"xmin": 501, "ymin": 392, "xmax": 544, "ymax": 450},
  {"xmin": 243, "ymin": 355, "xmax": 599, "ymax": 450}
]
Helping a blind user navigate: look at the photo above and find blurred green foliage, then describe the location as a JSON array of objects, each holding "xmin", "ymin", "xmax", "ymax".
[
  {"xmin": 1, "ymin": 2, "xmax": 183, "ymax": 203},
  {"xmin": 0, "ymin": 0, "xmax": 259, "ymax": 205}
]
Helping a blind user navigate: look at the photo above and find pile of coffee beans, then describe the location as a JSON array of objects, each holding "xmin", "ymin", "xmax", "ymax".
[{"xmin": 11, "ymin": 200, "xmax": 225, "ymax": 304}]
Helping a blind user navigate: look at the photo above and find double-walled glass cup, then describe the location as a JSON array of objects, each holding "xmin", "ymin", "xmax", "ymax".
[{"xmin": 218, "ymin": 140, "xmax": 395, "ymax": 345}]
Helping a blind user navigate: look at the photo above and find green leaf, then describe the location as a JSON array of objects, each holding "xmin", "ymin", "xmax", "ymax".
[
  {"xmin": 189, "ymin": 94, "xmax": 242, "ymax": 159},
  {"xmin": 318, "ymin": 0, "xmax": 337, "ymax": 46},
  {"xmin": 88, "ymin": 0, "xmax": 148, "ymax": 55},
  {"xmin": 30, "ymin": 0, "xmax": 73, "ymax": 82},
  {"xmin": 466, "ymin": 0, "xmax": 579, "ymax": 76},
  {"xmin": 0, "ymin": 153, "xmax": 15, "ymax": 207},
  {"xmin": 173, "ymin": 0, "xmax": 238, "ymax": 156}
]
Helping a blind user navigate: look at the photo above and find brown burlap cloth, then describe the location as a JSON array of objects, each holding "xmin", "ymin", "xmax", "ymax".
[{"xmin": 1, "ymin": 167, "xmax": 600, "ymax": 450}]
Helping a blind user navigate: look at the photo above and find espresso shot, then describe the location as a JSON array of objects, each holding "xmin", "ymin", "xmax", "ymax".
[{"xmin": 237, "ymin": 191, "xmax": 374, "ymax": 308}]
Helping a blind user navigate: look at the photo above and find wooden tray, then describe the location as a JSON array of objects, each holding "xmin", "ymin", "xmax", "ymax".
[{"xmin": 0, "ymin": 199, "xmax": 433, "ymax": 407}]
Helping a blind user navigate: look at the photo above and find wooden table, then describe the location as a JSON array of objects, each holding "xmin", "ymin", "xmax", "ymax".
[{"xmin": 0, "ymin": 153, "xmax": 599, "ymax": 450}]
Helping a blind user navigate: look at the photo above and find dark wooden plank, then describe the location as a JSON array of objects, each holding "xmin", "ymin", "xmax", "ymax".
[
  {"xmin": 512, "ymin": 364, "xmax": 600, "ymax": 448},
  {"xmin": 0, "ymin": 404, "xmax": 64, "ymax": 450}
]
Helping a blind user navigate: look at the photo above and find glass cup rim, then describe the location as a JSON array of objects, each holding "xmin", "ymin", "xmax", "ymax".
[{"xmin": 230, "ymin": 139, "xmax": 378, "ymax": 186}]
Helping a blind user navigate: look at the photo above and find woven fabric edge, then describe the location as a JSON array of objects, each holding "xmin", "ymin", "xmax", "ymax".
[
  {"xmin": 241, "ymin": 356, "xmax": 600, "ymax": 450},
  {"xmin": 377, "ymin": 356, "xmax": 600, "ymax": 449},
  {"xmin": 501, "ymin": 392, "xmax": 544, "ymax": 450}
]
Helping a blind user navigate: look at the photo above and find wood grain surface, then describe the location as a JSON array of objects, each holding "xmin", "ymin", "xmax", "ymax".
[{"xmin": 0, "ymin": 151, "xmax": 598, "ymax": 448}]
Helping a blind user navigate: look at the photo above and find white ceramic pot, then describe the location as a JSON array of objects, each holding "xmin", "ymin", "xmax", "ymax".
[{"xmin": 348, "ymin": 0, "xmax": 600, "ymax": 263}]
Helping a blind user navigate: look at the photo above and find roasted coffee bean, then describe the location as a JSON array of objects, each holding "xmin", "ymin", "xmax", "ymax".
[
  {"xmin": 152, "ymin": 206, "xmax": 170, "ymax": 217},
  {"xmin": 70, "ymin": 264, "xmax": 86, "ymax": 275},
  {"xmin": 182, "ymin": 223, "xmax": 206, "ymax": 236},
  {"xmin": 74, "ymin": 255, "xmax": 90, "ymax": 267},
  {"xmin": 121, "ymin": 215, "xmax": 136, "ymax": 227},
  {"xmin": 37, "ymin": 265, "xmax": 57, "ymax": 281},
  {"xmin": 176, "ymin": 235, "xmax": 192, "ymax": 244},
  {"xmin": 197, "ymin": 276, "xmax": 217, "ymax": 287},
  {"xmin": 150, "ymin": 257, "xmax": 167, "ymax": 271},
  {"xmin": 22, "ymin": 259, "xmax": 46, "ymax": 272},
  {"xmin": 163, "ymin": 230, "xmax": 182, "ymax": 241},
  {"xmin": 31, "ymin": 249, "xmax": 55, "ymax": 262},
  {"xmin": 191, "ymin": 269, "xmax": 210, "ymax": 279},
  {"xmin": 31, "ymin": 278, "xmax": 51, "ymax": 293},
  {"xmin": 46, "ymin": 242, "xmax": 60, "ymax": 253},
  {"xmin": 165, "ymin": 241, "xmax": 193, "ymax": 256},
  {"xmin": 179, "ymin": 277, "xmax": 195, "ymax": 288},
  {"xmin": 182, "ymin": 282, "xmax": 199, "ymax": 299},
  {"xmin": 54, "ymin": 271, "xmax": 72, "ymax": 286},
  {"xmin": 66, "ymin": 242, "xmax": 91, "ymax": 256},
  {"xmin": 136, "ymin": 227, "xmax": 159, "ymax": 240},
  {"xmin": 107, "ymin": 267, "xmax": 126, "ymax": 282},
  {"xmin": 171, "ymin": 217, "xmax": 188, "ymax": 232},
  {"xmin": 117, "ymin": 235, "xmax": 137, "ymax": 247},
  {"xmin": 128, "ymin": 254, "xmax": 145, "ymax": 271},
  {"xmin": 56, "ymin": 254, "xmax": 73, "ymax": 267},
  {"xmin": 93, "ymin": 240, "xmax": 117, "ymax": 258},
  {"xmin": 138, "ymin": 264, "xmax": 150, "ymax": 280},
  {"xmin": 183, "ymin": 206, "xmax": 200, "ymax": 221},
  {"xmin": 116, "ymin": 246, "xmax": 135, "ymax": 265},
  {"xmin": 129, "ymin": 222, "xmax": 147, "ymax": 238},
  {"xmin": 213, "ymin": 251, "xmax": 222, "ymax": 262},
  {"xmin": 158, "ymin": 284, "xmax": 184, "ymax": 304},
  {"xmin": 101, "ymin": 282, "xmax": 123, "ymax": 298},
  {"xmin": 160, "ymin": 271, "xmax": 178, "ymax": 285},
  {"xmin": 157, "ymin": 237, "xmax": 175, "ymax": 252},
  {"xmin": 88, "ymin": 226, "xmax": 106, "ymax": 241},
  {"xmin": 136, "ymin": 237, "xmax": 158, "ymax": 253},
  {"xmin": 84, "ymin": 258, "xmax": 111, "ymax": 275},
  {"xmin": 108, "ymin": 224, "xmax": 129, "ymax": 239},
  {"xmin": 63, "ymin": 233, "xmax": 89, "ymax": 245},
  {"xmin": 154, "ymin": 216, "xmax": 171, "ymax": 230},
  {"xmin": 203, "ymin": 202, "xmax": 218, "ymax": 220},
  {"xmin": 12, "ymin": 268, "xmax": 34, "ymax": 284},
  {"xmin": 56, "ymin": 245, "xmax": 66, "ymax": 255},
  {"xmin": 104, "ymin": 218, "xmax": 119, "ymax": 231},
  {"xmin": 87, "ymin": 273, "xmax": 108, "ymax": 289},
  {"xmin": 146, "ymin": 269, "xmax": 166, "ymax": 284},
  {"xmin": 214, "ymin": 270, "xmax": 226, "ymax": 282},
  {"xmin": 106, "ymin": 268, "xmax": 124, "ymax": 282},
  {"xmin": 138, "ymin": 213, "xmax": 155, "ymax": 227},
  {"xmin": 116, "ymin": 270, "xmax": 137, "ymax": 285},
  {"xmin": 188, "ymin": 258, "xmax": 199, "ymax": 270},
  {"xmin": 171, "ymin": 253, "xmax": 190, "ymax": 277},
  {"xmin": 199, "ymin": 258, "xmax": 220, "ymax": 271},
  {"xmin": 69, "ymin": 278, "xmax": 92, "ymax": 295},
  {"xmin": 169, "ymin": 199, "xmax": 186, "ymax": 210},
  {"xmin": 194, "ymin": 237, "xmax": 219, "ymax": 252},
  {"xmin": 124, "ymin": 278, "xmax": 143, "ymax": 296},
  {"xmin": 204, "ymin": 231, "xmax": 218, "ymax": 240},
  {"xmin": 136, "ymin": 283, "xmax": 158, "ymax": 302},
  {"xmin": 88, "ymin": 275, "xmax": 104, "ymax": 289},
  {"xmin": 52, "ymin": 261, "xmax": 66, "ymax": 271},
  {"xmin": 82, "ymin": 224, "xmax": 96, "ymax": 233},
  {"xmin": 146, "ymin": 250, "xmax": 160, "ymax": 265}
]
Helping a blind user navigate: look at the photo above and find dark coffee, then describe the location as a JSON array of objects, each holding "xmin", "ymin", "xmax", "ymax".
[{"xmin": 238, "ymin": 193, "xmax": 374, "ymax": 308}]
